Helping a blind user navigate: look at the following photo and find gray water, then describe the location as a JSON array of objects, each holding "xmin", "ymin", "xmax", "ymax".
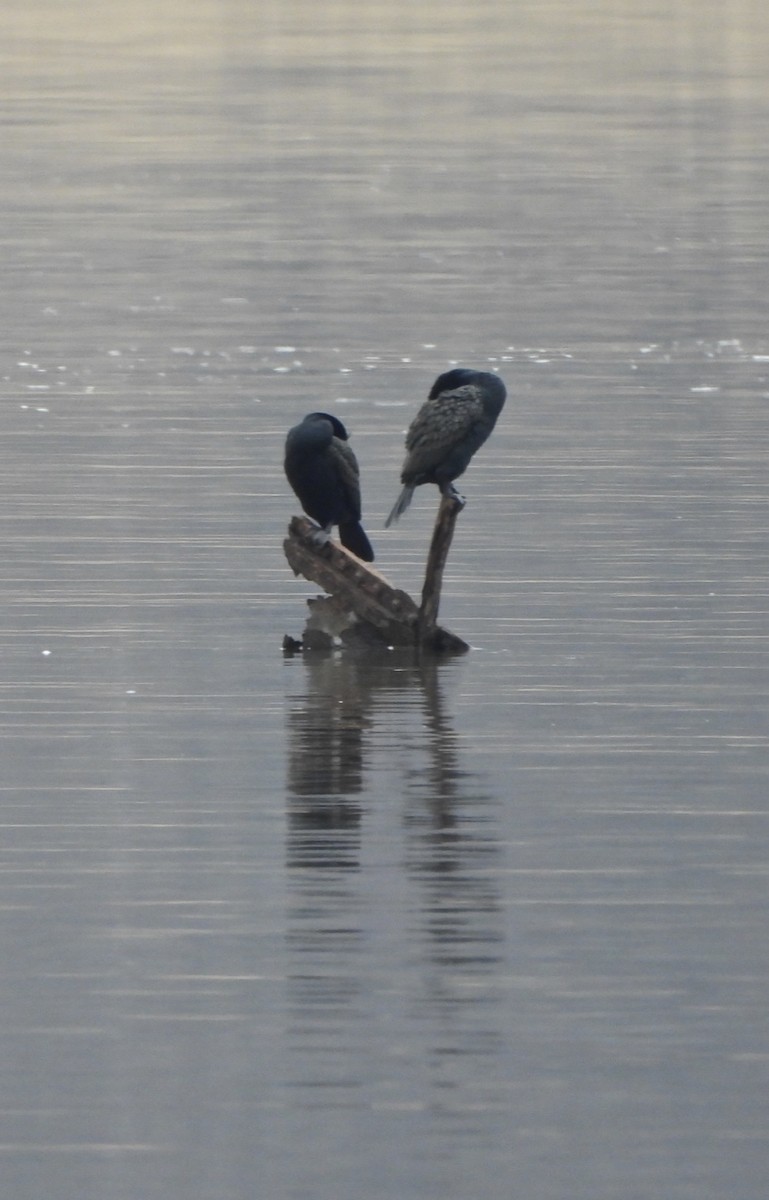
[{"xmin": 2, "ymin": 2, "xmax": 769, "ymax": 1198}]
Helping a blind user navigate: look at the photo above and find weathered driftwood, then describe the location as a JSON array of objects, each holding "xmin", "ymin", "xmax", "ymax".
[
  {"xmin": 283, "ymin": 514, "xmax": 469, "ymax": 654},
  {"xmin": 283, "ymin": 517, "xmax": 419, "ymax": 646}
]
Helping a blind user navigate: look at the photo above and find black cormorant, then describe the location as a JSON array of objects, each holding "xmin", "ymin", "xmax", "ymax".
[
  {"xmin": 385, "ymin": 368, "xmax": 506, "ymax": 526},
  {"xmin": 284, "ymin": 411, "xmax": 374, "ymax": 562}
]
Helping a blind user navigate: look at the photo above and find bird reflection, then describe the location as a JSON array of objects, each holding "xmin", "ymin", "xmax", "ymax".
[
  {"xmin": 283, "ymin": 648, "xmax": 506, "ymax": 1106},
  {"xmin": 287, "ymin": 660, "xmax": 367, "ymax": 800},
  {"xmin": 284, "ymin": 649, "xmax": 503, "ymax": 962},
  {"xmin": 285, "ymin": 651, "xmax": 371, "ymax": 872},
  {"xmin": 285, "ymin": 649, "xmax": 432, "ymax": 869}
]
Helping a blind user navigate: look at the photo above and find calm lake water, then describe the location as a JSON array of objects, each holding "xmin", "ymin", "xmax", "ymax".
[{"xmin": 2, "ymin": 2, "xmax": 769, "ymax": 1198}]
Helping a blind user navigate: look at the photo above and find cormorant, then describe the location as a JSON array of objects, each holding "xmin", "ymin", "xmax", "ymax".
[
  {"xmin": 385, "ymin": 368, "xmax": 507, "ymax": 526},
  {"xmin": 284, "ymin": 411, "xmax": 374, "ymax": 562}
]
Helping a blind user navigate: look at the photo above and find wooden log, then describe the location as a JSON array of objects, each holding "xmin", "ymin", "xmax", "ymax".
[
  {"xmin": 284, "ymin": 517, "xmax": 419, "ymax": 646},
  {"xmin": 418, "ymin": 491, "xmax": 464, "ymax": 640},
  {"xmin": 282, "ymin": 516, "xmax": 468, "ymax": 653}
]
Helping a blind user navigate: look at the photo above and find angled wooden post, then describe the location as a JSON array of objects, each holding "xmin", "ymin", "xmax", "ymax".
[{"xmin": 417, "ymin": 491, "xmax": 464, "ymax": 641}]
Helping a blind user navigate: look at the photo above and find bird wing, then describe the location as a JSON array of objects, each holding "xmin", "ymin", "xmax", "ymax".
[
  {"xmin": 327, "ymin": 437, "xmax": 362, "ymax": 521},
  {"xmin": 404, "ymin": 384, "xmax": 486, "ymax": 474}
]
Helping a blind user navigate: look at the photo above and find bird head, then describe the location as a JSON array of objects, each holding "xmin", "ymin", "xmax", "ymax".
[
  {"xmin": 428, "ymin": 368, "xmax": 506, "ymax": 409},
  {"xmin": 304, "ymin": 411, "xmax": 349, "ymax": 440}
]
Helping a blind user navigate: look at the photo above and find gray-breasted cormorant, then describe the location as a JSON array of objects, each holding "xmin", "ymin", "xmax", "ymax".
[
  {"xmin": 284, "ymin": 411, "xmax": 374, "ymax": 561},
  {"xmin": 385, "ymin": 368, "xmax": 506, "ymax": 526}
]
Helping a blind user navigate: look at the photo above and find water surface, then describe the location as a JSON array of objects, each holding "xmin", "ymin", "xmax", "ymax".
[{"xmin": 1, "ymin": 3, "xmax": 768, "ymax": 1198}]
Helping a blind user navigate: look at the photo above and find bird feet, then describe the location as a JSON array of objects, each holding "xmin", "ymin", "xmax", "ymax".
[
  {"xmin": 442, "ymin": 483, "xmax": 466, "ymax": 508},
  {"xmin": 308, "ymin": 524, "xmax": 332, "ymax": 547}
]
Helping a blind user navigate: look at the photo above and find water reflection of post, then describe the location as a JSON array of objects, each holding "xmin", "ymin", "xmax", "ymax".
[
  {"xmin": 405, "ymin": 657, "xmax": 503, "ymax": 975},
  {"xmin": 412, "ymin": 653, "xmax": 460, "ymax": 832}
]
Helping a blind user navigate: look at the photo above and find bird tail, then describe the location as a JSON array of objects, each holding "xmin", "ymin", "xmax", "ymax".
[
  {"xmin": 339, "ymin": 522, "xmax": 375, "ymax": 563},
  {"xmin": 385, "ymin": 485, "xmax": 414, "ymax": 528}
]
